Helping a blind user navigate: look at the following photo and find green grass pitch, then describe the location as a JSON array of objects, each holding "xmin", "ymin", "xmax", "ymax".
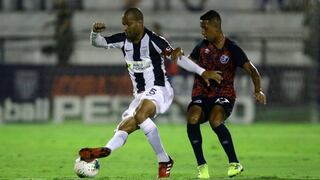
[{"xmin": 0, "ymin": 122, "xmax": 319, "ymax": 179}]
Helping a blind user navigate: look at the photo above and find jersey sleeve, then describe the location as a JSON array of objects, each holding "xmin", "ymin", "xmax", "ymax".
[
  {"xmin": 231, "ymin": 44, "xmax": 249, "ymax": 67},
  {"xmin": 104, "ymin": 32, "xmax": 126, "ymax": 49},
  {"xmin": 150, "ymin": 35, "xmax": 173, "ymax": 58},
  {"xmin": 91, "ymin": 32, "xmax": 126, "ymax": 49}
]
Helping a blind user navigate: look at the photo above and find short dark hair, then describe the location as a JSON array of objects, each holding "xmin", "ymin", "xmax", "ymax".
[
  {"xmin": 200, "ymin": 10, "xmax": 221, "ymax": 23},
  {"xmin": 124, "ymin": 8, "xmax": 144, "ymax": 21}
]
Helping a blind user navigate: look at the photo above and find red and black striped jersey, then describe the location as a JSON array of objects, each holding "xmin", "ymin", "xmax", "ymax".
[{"xmin": 189, "ymin": 38, "xmax": 249, "ymax": 99}]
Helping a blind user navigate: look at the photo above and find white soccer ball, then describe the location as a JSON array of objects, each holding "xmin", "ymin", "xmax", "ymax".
[{"xmin": 74, "ymin": 157, "xmax": 100, "ymax": 178}]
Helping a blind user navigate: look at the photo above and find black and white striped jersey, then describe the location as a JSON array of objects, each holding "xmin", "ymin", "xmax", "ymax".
[{"xmin": 91, "ymin": 27, "xmax": 173, "ymax": 95}]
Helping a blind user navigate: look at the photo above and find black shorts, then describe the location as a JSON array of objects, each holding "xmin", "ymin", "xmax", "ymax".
[{"xmin": 188, "ymin": 96, "xmax": 235, "ymax": 122}]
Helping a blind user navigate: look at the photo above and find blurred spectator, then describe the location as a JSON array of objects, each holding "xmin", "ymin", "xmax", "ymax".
[
  {"xmin": 54, "ymin": 0, "xmax": 74, "ymax": 66},
  {"xmin": 181, "ymin": 0, "xmax": 207, "ymax": 12},
  {"xmin": 153, "ymin": 0, "xmax": 171, "ymax": 11},
  {"xmin": 122, "ymin": 0, "xmax": 140, "ymax": 9},
  {"xmin": 43, "ymin": 0, "xmax": 74, "ymax": 66}
]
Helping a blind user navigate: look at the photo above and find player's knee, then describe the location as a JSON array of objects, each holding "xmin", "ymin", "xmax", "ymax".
[
  {"xmin": 209, "ymin": 115, "xmax": 224, "ymax": 128},
  {"xmin": 209, "ymin": 106, "xmax": 225, "ymax": 128},
  {"xmin": 187, "ymin": 114, "xmax": 200, "ymax": 124},
  {"xmin": 134, "ymin": 112, "xmax": 147, "ymax": 124},
  {"xmin": 118, "ymin": 125, "xmax": 135, "ymax": 134},
  {"xmin": 209, "ymin": 119, "xmax": 223, "ymax": 128},
  {"xmin": 134, "ymin": 101, "xmax": 156, "ymax": 124}
]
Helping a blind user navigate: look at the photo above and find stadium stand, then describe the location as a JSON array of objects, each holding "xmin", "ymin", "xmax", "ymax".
[{"xmin": 0, "ymin": 0, "xmax": 309, "ymax": 65}]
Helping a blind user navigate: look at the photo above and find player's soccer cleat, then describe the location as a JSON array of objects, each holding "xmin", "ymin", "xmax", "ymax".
[
  {"xmin": 79, "ymin": 147, "xmax": 111, "ymax": 162},
  {"xmin": 197, "ymin": 164, "xmax": 210, "ymax": 179},
  {"xmin": 158, "ymin": 156, "xmax": 174, "ymax": 178},
  {"xmin": 227, "ymin": 162, "xmax": 244, "ymax": 177}
]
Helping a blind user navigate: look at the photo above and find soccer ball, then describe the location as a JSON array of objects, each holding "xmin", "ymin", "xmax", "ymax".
[{"xmin": 74, "ymin": 157, "xmax": 100, "ymax": 178}]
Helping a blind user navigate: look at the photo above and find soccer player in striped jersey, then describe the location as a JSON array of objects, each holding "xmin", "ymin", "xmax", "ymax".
[
  {"xmin": 78, "ymin": 8, "xmax": 222, "ymax": 178},
  {"xmin": 182, "ymin": 10, "xmax": 267, "ymax": 178}
]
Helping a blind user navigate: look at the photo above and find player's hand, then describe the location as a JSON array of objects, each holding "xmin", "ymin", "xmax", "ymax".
[
  {"xmin": 201, "ymin": 70, "xmax": 223, "ymax": 86},
  {"xmin": 171, "ymin": 47, "xmax": 184, "ymax": 63},
  {"xmin": 255, "ymin": 90, "xmax": 267, "ymax": 105},
  {"xmin": 92, "ymin": 22, "xmax": 106, "ymax": 33}
]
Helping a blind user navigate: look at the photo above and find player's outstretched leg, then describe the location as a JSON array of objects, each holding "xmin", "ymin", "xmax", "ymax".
[
  {"xmin": 79, "ymin": 119, "xmax": 134, "ymax": 162},
  {"xmin": 79, "ymin": 130, "xmax": 128, "ymax": 162},
  {"xmin": 79, "ymin": 147, "xmax": 111, "ymax": 162},
  {"xmin": 79, "ymin": 129, "xmax": 129, "ymax": 162},
  {"xmin": 158, "ymin": 156, "xmax": 174, "ymax": 178}
]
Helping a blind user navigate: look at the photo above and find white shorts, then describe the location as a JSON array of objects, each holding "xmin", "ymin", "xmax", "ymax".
[{"xmin": 121, "ymin": 82, "xmax": 174, "ymax": 120}]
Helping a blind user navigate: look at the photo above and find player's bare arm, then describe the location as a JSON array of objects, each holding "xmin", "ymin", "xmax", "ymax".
[{"xmin": 243, "ymin": 61, "xmax": 267, "ymax": 105}]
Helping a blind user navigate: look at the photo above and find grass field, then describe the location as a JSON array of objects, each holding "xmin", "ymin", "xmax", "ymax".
[{"xmin": 0, "ymin": 122, "xmax": 320, "ymax": 179}]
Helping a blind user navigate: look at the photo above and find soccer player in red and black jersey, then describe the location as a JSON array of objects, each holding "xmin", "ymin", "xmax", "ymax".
[{"xmin": 185, "ymin": 10, "xmax": 267, "ymax": 178}]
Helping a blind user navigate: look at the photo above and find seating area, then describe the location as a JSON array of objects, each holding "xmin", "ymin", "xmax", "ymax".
[{"xmin": 0, "ymin": 0, "xmax": 311, "ymax": 66}]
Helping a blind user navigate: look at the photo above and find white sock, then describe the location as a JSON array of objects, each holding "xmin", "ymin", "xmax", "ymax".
[
  {"xmin": 105, "ymin": 130, "xmax": 128, "ymax": 151},
  {"xmin": 139, "ymin": 118, "xmax": 169, "ymax": 162}
]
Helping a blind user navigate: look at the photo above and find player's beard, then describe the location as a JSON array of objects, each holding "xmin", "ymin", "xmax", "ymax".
[
  {"xmin": 126, "ymin": 31, "xmax": 142, "ymax": 43},
  {"xmin": 126, "ymin": 31, "xmax": 137, "ymax": 42}
]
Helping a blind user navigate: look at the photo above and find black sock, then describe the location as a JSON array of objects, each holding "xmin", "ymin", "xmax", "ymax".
[
  {"xmin": 187, "ymin": 123, "xmax": 206, "ymax": 165},
  {"xmin": 212, "ymin": 124, "xmax": 239, "ymax": 163}
]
